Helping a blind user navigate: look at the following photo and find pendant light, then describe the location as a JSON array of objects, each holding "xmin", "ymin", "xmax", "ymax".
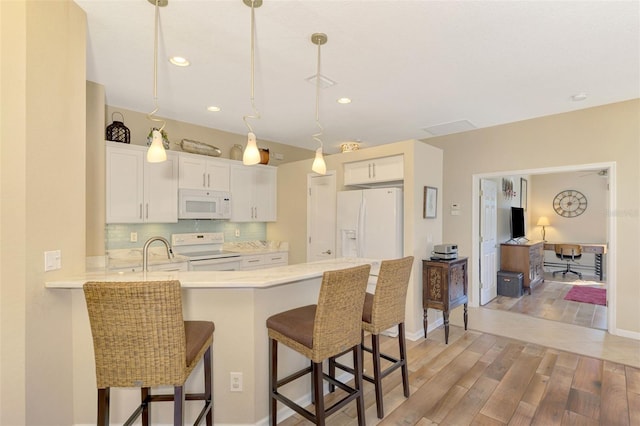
[
  {"xmin": 242, "ymin": 0, "xmax": 262, "ymax": 165},
  {"xmin": 311, "ymin": 33, "xmax": 327, "ymax": 175},
  {"xmin": 146, "ymin": 0, "xmax": 167, "ymax": 163}
]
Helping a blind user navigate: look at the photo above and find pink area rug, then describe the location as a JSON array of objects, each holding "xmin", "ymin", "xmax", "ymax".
[{"xmin": 564, "ymin": 286, "xmax": 606, "ymax": 306}]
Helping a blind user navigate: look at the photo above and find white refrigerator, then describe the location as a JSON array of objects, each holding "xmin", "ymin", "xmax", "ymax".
[{"xmin": 336, "ymin": 188, "xmax": 403, "ymax": 261}]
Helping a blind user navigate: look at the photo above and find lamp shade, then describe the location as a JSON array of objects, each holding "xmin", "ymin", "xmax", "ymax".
[
  {"xmin": 311, "ymin": 147, "xmax": 327, "ymax": 175},
  {"xmin": 147, "ymin": 129, "xmax": 167, "ymax": 163},
  {"xmin": 536, "ymin": 217, "xmax": 550, "ymax": 227},
  {"xmin": 243, "ymin": 132, "xmax": 261, "ymax": 165}
]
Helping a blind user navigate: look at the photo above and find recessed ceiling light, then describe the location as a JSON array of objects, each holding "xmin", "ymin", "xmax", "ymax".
[
  {"xmin": 571, "ymin": 92, "xmax": 588, "ymax": 102},
  {"xmin": 337, "ymin": 97, "xmax": 352, "ymax": 104},
  {"xmin": 169, "ymin": 56, "xmax": 190, "ymax": 67},
  {"xmin": 207, "ymin": 106, "xmax": 221, "ymax": 112}
]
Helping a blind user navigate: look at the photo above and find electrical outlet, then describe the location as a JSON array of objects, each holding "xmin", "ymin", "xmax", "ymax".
[
  {"xmin": 130, "ymin": 232, "xmax": 138, "ymax": 242},
  {"xmin": 230, "ymin": 372, "xmax": 243, "ymax": 392},
  {"xmin": 235, "ymin": 228, "xmax": 240, "ymax": 237}
]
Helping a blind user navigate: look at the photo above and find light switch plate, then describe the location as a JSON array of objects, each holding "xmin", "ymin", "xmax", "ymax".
[{"xmin": 44, "ymin": 250, "xmax": 61, "ymax": 272}]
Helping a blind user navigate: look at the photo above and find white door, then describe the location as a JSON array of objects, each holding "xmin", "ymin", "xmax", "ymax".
[
  {"xmin": 307, "ymin": 171, "xmax": 336, "ymax": 261},
  {"xmin": 480, "ymin": 179, "xmax": 498, "ymax": 305}
]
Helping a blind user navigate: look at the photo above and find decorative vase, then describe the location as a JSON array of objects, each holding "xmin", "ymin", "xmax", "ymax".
[
  {"xmin": 259, "ymin": 148, "xmax": 269, "ymax": 165},
  {"xmin": 230, "ymin": 144, "xmax": 243, "ymax": 160}
]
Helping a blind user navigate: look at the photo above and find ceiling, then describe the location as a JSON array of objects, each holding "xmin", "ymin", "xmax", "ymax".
[{"xmin": 77, "ymin": 0, "xmax": 639, "ymax": 154}]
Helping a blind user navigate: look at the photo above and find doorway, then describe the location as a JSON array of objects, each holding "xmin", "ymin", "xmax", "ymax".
[
  {"xmin": 306, "ymin": 171, "xmax": 337, "ymax": 262},
  {"xmin": 471, "ymin": 162, "xmax": 616, "ymax": 333}
]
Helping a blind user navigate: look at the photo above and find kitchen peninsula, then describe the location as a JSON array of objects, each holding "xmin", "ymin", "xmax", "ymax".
[{"xmin": 46, "ymin": 258, "xmax": 376, "ymax": 425}]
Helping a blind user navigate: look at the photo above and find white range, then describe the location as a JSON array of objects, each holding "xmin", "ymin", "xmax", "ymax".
[{"xmin": 171, "ymin": 232, "xmax": 242, "ymax": 271}]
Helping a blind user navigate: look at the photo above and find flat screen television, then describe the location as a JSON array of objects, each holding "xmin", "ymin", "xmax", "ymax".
[{"xmin": 510, "ymin": 207, "xmax": 525, "ymax": 239}]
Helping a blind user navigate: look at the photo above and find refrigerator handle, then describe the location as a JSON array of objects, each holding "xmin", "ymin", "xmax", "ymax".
[{"xmin": 357, "ymin": 197, "xmax": 366, "ymax": 257}]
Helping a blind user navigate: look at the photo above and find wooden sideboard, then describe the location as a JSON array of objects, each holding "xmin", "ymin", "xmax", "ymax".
[
  {"xmin": 500, "ymin": 241, "xmax": 544, "ymax": 294},
  {"xmin": 422, "ymin": 257, "xmax": 468, "ymax": 344}
]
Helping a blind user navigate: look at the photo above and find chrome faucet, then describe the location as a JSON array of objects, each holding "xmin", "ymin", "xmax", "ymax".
[{"xmin": 143, "ymin": 236, "xmax": 173, "ymax": 272}]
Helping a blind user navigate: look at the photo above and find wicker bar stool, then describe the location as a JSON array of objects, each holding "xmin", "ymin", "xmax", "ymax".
[
  {"xmin": 329, "ymin": 256, "xmax": 414, "ymax": 419},
  {"xmin": 266, "ymin": 264, "xmax": 371, "ymax": 425},
  {"xmin": 83, "ymin": 280, "xmax": 214, "ymax": 426}
]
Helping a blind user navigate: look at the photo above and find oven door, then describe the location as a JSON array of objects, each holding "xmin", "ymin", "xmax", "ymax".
[{"xmin": 189, "ymin": 257, "xmax": 241, "ymax": 271}]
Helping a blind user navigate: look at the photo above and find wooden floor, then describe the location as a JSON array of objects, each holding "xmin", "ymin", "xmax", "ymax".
[
  {"xmin": 484, "ymin": 273, "xmax": 607, "ymax": 330},
  {"xmin": 277, "ymin": 327, "xmax": 640, "ymax": 425}
]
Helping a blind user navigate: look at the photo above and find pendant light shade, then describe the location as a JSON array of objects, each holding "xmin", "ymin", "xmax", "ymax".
[
  {"xmin": 146, "ymin": 0, "xmax": 167, "ymax": 163},
  {"xmin": 243, "ymin": 132, "xmax": 261, "ymax": 165},
  {"xmin": 312, "ymin": 147, "xmax": 327, "ymax": 175},
  {"xmin": 147, "ymin": 129, "xmax": 167, "ymax": 162},
  {"xmin": 311, "ymin": 33, "xmax": 328, "ymax": 175},
  {"xmin": 242, "ymin": 0, "xmax": 262, "ymax": 165}
]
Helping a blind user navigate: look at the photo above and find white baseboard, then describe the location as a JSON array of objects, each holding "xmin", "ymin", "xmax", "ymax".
[{"xmin": 613, "ymin": 327, "xmax": 640, "ymax": 340}]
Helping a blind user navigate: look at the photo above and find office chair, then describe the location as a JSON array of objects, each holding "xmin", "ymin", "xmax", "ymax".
[{"xmin": 552, "ymin": 244, "xmax": 583, "ymax": 279}]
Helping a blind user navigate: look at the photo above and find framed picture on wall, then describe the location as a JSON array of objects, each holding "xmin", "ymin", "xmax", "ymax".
[
  {"xmin": 424, "ymin": 186, "xmax": 437, "ymax": 218},
  {"xmin": 520, "ymin": 178, "xmax": 528, "ymax": 210}
]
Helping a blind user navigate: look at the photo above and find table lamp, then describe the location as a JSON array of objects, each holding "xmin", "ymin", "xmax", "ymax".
[{"xmin": 536, "ymin": 216, "xmax": 550, "ymax": 241}]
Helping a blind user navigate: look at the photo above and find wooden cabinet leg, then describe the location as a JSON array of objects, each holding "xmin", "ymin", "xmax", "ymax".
[
  {"xmin": 464, "ymin": 303, "xmax": 468, "ymax": 330},
  {"xmin": 423, "ymin": 309, "xmax": 428, "ymax": 339},
  {"xmin": 444, "ymin": 311, "xmax": 450, "ymax": 344}
]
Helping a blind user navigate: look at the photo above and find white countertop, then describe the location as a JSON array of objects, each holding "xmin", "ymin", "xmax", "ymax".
[{"xmin": 46, "ymin": 258, "xmax": 379, "ymax": 290}]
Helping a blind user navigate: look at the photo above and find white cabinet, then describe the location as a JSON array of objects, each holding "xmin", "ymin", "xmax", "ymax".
[
  {"xmin": 343, "ymin": 155, "xmax": 404, "ymax": 186},
  {"xmin": 265, "ymin": 252, "xmax": 288, "ymax": 267},
  {"xmin": 240, "ymin": 254, "xmax": 267, "ymax": 270},
  {"xmin": 230, "ymin": 165, "xmax": 277, "ymax": 222},
  {"xmin": 239, "ymin": 252, "xmax": 288, "ymax": 270},
  {"xmin": 179, "ymin": 154, "xmax": 230, "ymax": 191},
  {"xmin": 106, "ymin": 142, "xmax": 178, "ymax": 223}
]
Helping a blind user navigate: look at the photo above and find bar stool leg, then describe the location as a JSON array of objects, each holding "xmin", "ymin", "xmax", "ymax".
[
  {"xmin": 204, "ymin": 347, "xmax": 213, "ymax": 426},
  {"xmin": 353, "ymin": 345, "xmax": 365, "ymax": 426},
  {"xmin": 371, "ymin": 334, "xmax": 384, "ymax": 418},
  {"xmin": 399, "ymin": 323, "xmax": 410, "ymax": 398},
  {"xmin": 269, "ymin": 338, "xmax": 278, "ymax": 426},
  {"xmin": 174, "ymin": 386, "xmax": 184, "ymax": 425},
  {"xmin": 97, "ymin": 388, "xmax": 110, "ymax": 426},
  {"xmin": 313, "ymin": 361, "xmax": 325, "ymax": 426},
  {"xmin": 141, "ymin": 387, "xmax": 150, "ymax": 426}
]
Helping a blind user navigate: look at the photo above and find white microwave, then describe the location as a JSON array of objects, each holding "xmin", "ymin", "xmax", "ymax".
[{"xmin": 178, "ymin": 189, "xmax": 231, "ymax": 219}]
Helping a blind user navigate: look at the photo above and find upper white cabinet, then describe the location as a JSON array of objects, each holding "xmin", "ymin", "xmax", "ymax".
[
  {"xmin": 179, "ymin": 154, "xmax": 230, "ymax": 191},
  {"xmin": 230, "ymin": 164, "xmax": 277, "ymax": 222},
  {"xmin": 343, "ymin": 154, "xmax": 404, "ymax": 186},
  {"xmin": 106, "ymin": 142, "xmax": 178, "ymax": 223}
]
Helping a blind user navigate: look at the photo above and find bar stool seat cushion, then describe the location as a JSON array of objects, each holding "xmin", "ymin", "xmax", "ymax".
[
  {"xmin": 266, "ymin": 305, "xmax": 316, "ymax": 349},
  {"xmin": 185, "ymin": 321, "xmax": 215, "ymax": 366},
  {"xmin": 362, "ymin": 293, "xmax": 374, "ymax": 324}
]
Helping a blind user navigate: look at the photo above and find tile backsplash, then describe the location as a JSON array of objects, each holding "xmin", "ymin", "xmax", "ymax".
[{"xmin": 105, "ymin": 220, "xmax": 266, "ymax": 250}]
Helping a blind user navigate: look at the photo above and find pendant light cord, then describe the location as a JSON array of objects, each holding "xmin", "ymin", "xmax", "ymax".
[
  {"xmin": 147, "ymin": 0, "xmax": 165, "ymax": 132},
  {"xmin": 243, "ymin": 2, "xmax": 261, "ymax": 134},
  {"xmin": 313, "ymin": 41, "xmax": 324, "ymax": 150}
]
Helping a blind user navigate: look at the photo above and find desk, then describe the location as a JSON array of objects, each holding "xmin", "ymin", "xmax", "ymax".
[{"xmin": 543, "ymin": 243, "xmax": 607, "ymax": 280}]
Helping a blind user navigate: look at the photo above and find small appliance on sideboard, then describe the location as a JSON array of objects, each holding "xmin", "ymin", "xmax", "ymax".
[{"xmin": 431, "ymin": 243, "xmax": 458, "ymax": 260}]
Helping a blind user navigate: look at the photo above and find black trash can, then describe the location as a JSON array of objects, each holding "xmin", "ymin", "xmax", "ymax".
[{"xmin": 497, "ymin": 270, "xmax": 524, "ymax": 297}]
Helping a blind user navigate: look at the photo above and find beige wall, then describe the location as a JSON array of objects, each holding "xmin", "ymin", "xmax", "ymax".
[
  {"xmin": 426, "ymin": 99, "xmax": 640, "ymax": 336},
  {"xmin": 1, "ymin": 1, "xmax": 86, "ymax": 424},
  {"xmin": 87, "ymin": 81, "xmax": 105, "ymax": 256}
]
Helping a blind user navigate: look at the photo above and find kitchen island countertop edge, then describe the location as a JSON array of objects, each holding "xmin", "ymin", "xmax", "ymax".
[{"xmin": 45, "ymin": 257, "xmax": 378, "ymax": 289}]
